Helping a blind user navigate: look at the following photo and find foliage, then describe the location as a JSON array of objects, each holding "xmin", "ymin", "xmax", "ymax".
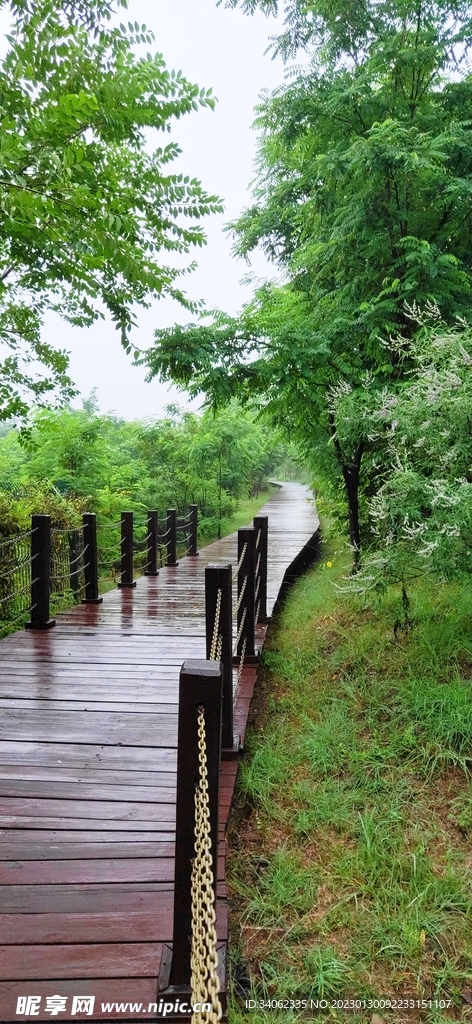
[
  {"xmin": 145, "ymin": 0, "xmax": 472, "ymax": 564},
  {"xmin": 228, "ymin": 543, "xmax": 472, "ymax": 1017},
  {"xmin": 0, "ymin": 399, "xmax": 290, "ymax": 533},
  {"xmin": 0, "ymin": 399, "xmax": 290, "ymax": 633},
  {"xmin": 0, "ymin": 483, "xmax": 84, "ymax": 536},
  {"xmin": 218, "ymin": 0, "xmax": 472, "ymax": 64},
  {"xmin": 0, "ymin": 0, "xmax": 222, "ymax": 421},
  {"xmin": 335, "ymin": 309, "xmax": 472, "ymax": 597}
]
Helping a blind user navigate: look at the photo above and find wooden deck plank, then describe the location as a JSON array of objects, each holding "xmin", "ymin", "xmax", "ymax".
[
  {"xmin": 1, "ymin": 906, "xmax": 229, "ymax": 944},
  {"xmin": 0, "ymin": 766, "xmax": 177, "ymax": 786},
  {"xmin": 0, "ymin": 797, "xmax": 175, "ymax": 819},
  {"xmin": 0, "ymin": 780, "xmax": 176, "ymax": 802},
  {"xmin": 0, "ymin": 742, "xmax": 177, "ymax": 769},
  {"xmin": 0, "ymin": 482, "xmax": 318, "ymax": 1020},
  {"xmin": 0, "ymin": 841, "xmax": 175, "ymax": 860},
  {"xmin": 0, "ymin": 830, "xmax": 176, "ymax": 843},
  {"xmin": 0, "ymin": 943, "xmax": 164, "ymax": 980}
]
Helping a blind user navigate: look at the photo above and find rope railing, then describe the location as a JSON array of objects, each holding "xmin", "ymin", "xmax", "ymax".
[
  {"xmin": 0, "ymin": 503, "xmax": 195, "ymax": 623},
  {"xmin": 69, "ymin": 543, "xmax": 89, "ymax": 568},
  {"xmin": 0, "ymin": 528, "xmax": 35, "ymax": 549},
  {"xmin": 0, "ymin": 553, "xmax": 31, "ymax": 578}
]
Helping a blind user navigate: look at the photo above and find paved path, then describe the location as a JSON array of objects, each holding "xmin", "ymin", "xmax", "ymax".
[{"xmin": 0, "ymin": 483, "xmax": 319, "ymax": 1021}]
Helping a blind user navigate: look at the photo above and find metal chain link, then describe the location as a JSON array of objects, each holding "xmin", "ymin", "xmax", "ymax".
[
  {"xmin": 191, "ymin": 705, "xmax": 222, "ymax": 1024},
  {"xmin": 235, "ymin": 576, "xmax": 247, "ymax": 615},
  {"xmin": 233, "ymin": 606, "xmax": 247, "ymax": 654},
  {"xmin": 232, "ymin": 542, "xmax": 247, "ymax": 581},
  {"xmin": 209, "ymin": 588, "xmax": 222, "ymax": 661},
  {"xmin": 237, "ymin": 636, "xmax": 247, "ymax": 687},
  {"xmin": 0, "ymin": 528, "xmax": 34, "ymax": 549},
  {"xmin": 215, "ymin": 635, "xmax": 223, "ymax": 662}
]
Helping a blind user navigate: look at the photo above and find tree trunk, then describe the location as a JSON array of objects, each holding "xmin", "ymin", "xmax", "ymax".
[
  {"xmin": 328, "ymin": 413, "xmax": 363, "ymax": 569},
  {"xmin": 342, "ymin": 449, "xmax": 363, "ymax": 569}
]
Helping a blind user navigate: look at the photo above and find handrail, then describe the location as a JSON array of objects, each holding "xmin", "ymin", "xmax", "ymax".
[{"xmin": 0, "ymin": 504, "xmax": 199, "ymax": 633}]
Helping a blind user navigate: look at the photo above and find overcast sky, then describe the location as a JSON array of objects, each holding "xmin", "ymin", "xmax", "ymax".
[{"xmin": 2, "ymin": 0, "xmax": 287, "ymax": 419}]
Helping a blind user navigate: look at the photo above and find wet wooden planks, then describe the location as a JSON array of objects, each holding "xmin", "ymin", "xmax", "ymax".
[{"xmin": 0, "ymin": 482, "xmax": 318, "ymax": 1021}]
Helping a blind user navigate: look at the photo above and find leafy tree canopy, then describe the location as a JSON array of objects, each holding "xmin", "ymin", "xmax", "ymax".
[
  {"xmin": 0, "ymin": 0, "xmax": 222, "ymax": 421},
  {"xmin": 146, "ymin": 0, "xmax": 472, "ymax": 560},
  {"xmin": 218, "ymin": 0, "xmax": 472, "ymax": 64}
]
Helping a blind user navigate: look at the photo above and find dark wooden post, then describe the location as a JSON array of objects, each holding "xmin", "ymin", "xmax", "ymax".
[
  {"xmin": 166, "ymin": 509, "xmax": 178, "ymax": 567},
  {"xmin": 69, "ymin": 529, "xmax": 81, "ymax": 601},
  {"xmin": 253, "ymin": 514, "xmax": 269, "ymax": 623},
  {"xmin": 167, "ymin": 659, "xmax": 223, "ymax": 988},
  {"xmin": 187, "ymin": 504, "xmax": 199, "ymax": 556},
  {"xmin": 237, "ymin": 527, "xmax": 256, "ymax": 658},
  {"xmin": 118, "ymin": 511, "xmax": 136, "ymax": 588},
  {"xmin": 81, "ymin": 513, "xmax": 103, "ymax": 604},
  {"xmin": 144, "ymin": 510, "xmax": 159, "ymax": 577},
  {"xmin": 26, "ymin": 514, "xmax": 55, "ymax": 629},
  {"xmin": 205, "ymin": 563, "xmax": 233, "ymax": 749}
]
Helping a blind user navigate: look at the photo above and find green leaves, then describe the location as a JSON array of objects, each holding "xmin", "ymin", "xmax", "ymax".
[
  {"xmin": 0, "ymin": 0, "xmax": 222, "ymax": 420},
  {"xmin": 150, "ymin": 0, "xmax": 472, "ymax": 562}
]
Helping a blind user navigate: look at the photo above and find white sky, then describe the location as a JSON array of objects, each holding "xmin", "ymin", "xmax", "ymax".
[{"xmin": 2, "ymin": 0, "xmax": 286, "ymax": 419}]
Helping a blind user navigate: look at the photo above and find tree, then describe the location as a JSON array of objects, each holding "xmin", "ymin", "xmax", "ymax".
[
  {"xmin": 336, "ymin": 307, "xmax": 472, "ymax": 597},
  {"xmin": 144, "ymin": 0, "xmax": 472, "ymax": 563},
  {"xmin": 0, "ymin": 0, "xmax": 222, "ymax": 421}
]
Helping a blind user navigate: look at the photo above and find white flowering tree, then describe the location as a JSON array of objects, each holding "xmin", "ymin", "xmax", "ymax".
[{"xmin": 332, "ymin": 306, "xmax": 472, "ymax": 603}]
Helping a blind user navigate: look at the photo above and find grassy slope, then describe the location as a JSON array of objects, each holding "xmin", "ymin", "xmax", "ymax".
[{"xmin": 228, "ymin": 534, "xmax": 472, "ymax": 1024}]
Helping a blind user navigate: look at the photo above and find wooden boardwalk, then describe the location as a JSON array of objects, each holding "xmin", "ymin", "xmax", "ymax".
[{"xmin": 0, "ymin": 483, "xmax": 319, "ymax": 1021}]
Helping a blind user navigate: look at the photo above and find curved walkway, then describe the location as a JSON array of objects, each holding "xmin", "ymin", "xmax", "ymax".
[{"xmin": 0, "ymin": 483, "xmax": 319, "ymax": 1021}]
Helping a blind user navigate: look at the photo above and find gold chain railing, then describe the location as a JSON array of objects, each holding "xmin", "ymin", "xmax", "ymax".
[
  {"xmin": 232, "ymin": 542, "xmax": 247, "ymax": 582},
  {"xmin": 209, "ymin": 588, "xmax": 222, "ymax": 661},
  {"xmin": 191, "ymin": 705, "xmax": 222, "ymax": 1024}
]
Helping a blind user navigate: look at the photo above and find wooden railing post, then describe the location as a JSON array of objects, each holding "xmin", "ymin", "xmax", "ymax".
[
  {"xmin": 187, "ymin": 504, "xmax": 199, "ymax": 556},
  {"xmin": 237, "ymin": 527, "xmax": 256, "ymax": 659},
  {"xmin": 81, "ymin": 513, "xmax": 103, "ymax": 604},
  {"xmin": 253, "ymin": 514, "xmax": 269, "ymax": 623},
  {"xmin": 166, "ymin": 509, "xmax": 178, "ymax": 567},
  {"xmin": 205, "ymin": 563, "xmax": 233, "ymax": 750},
  {"xmin": 26, "ymin": 514, "xmax": 55, "ymax": 630},
  {"xmin": 144, "ymin": 510, "xmax": 159, "ymax": 577},
  {"xmin": 118, "ymin": 511, "xmax": 136, "ymax": 588},
  {"xmin": 165, "ymin": 659, "xmax": 223, "ymax": 990}
]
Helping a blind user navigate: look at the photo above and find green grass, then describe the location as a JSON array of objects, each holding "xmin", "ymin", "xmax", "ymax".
[{"xmin": 227, "ymin": 537, "xmax": 472, "ymax": 1023}]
